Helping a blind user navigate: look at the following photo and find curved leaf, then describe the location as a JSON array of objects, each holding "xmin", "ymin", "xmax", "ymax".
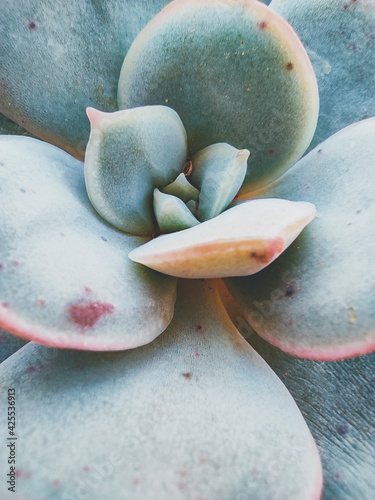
[
  {"xmin": 85, "ymin": 106, "xmax": 187, "ymax": 235},
  {"xmin": 190, "ymin": 143, "xmax": 249, "ymax": 222},
  {"xmin": 162, "ymin": 173, "xmax": 199, "ymax": 203},
  {"xmin": 0, "ymin": 0, "xmax": 171, "ymax": 158},
  {"xmin": 0, "ymin": 280, "xmax": 322, "ymax": 499},
  {"xmin": 0, "ymin": 136, "xmax": 176, "ymax": 350},
  {"xmin": 270, "ymin": 0, "xmax": 375, "ymax": 151},
  {"xmin": 249, "ymin": 333, "xmax": 375, "ymax": 500},
  {"xmin": 118, "ymin": 0, "xmax": 319, "ymax": 193},
  {"xmin": 153, "ymin": 189, "xmax": 200, "ymax": 233},
  {"xmin": 129, "ymin": 199, "xmax": 316, "ymax": 278},
  {"xmin": 226, "ymin": 118, "xmax": 375, "ymax": 360}
]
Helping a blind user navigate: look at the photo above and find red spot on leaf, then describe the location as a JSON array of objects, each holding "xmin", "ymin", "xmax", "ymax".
[
  {"xmin": 83, "ymin": 466, "xmax": 90, "ymax": 472},
  {"xmin": 182, "ymin": 372, "xmax": 192, "ymax": 379},
  {"xmin": 28, "ymin": 21, "xmax": 37, "ymax": 30},
  {"xmin": 39, "ymin": 300, "xmax": 45, "ymax": 307},
  {"xmin": 194, "ymin": 351, "xmax": 200, "ymax": 357},
  {"xmin": 69, "ymin": 301, "xmax": 115, "ymax": 329},
  {"xmin": 196, "ymin": 325, "xmax": 203, "ymax": 332},
  {"xmin": 257, "ymin": 20, "xmax": 268, "ymax": 30}
]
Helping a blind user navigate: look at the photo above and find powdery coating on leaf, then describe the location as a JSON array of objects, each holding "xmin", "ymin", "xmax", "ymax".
[
  {"xmin": 226, "ymin": 118, "xmax": 375, "ymax": 360},
  {"xmin": 0, "ymin": 280, "xmax": 322, "ymax": 499},
  {"xmin": 0, "ymin": 0, "xmax": 171, "ymax": 157},
  {"xmin": 118, "ymin": 0, "xmax": 319, "ymax": 193},
  {"xmin": 190, "ymin": 143, "xmax": 249, "ymax": 222},
  {"xmin": 84, "ymin": 106, "xmax": 188, "ymax": 235},
  {"xmin": 270, "ymin": 0, "xmax": 375, "ymax": 152},
  {"xmin": 129, "ymin": 199, "xmax": 316, "ymax": 278},
  {"xmin": 153, "ymin": 189, "xmax": 200, "ymax": 233},
  {"xmin": 249, "ymin": 334, "xmax": 375, "ymax": 499},
  {"xmin": 0, "ymin": 136, "xmax": 177, "ymax": 351}
]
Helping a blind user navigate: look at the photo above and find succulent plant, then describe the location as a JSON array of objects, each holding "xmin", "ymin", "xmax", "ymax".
[{"xmin": 0, "ymin": 0, "xmax": 374, "ymax": 498}]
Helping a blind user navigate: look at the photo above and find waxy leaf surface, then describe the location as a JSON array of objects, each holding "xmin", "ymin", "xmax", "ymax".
[
  {"xmin": 249, "ymin": 334, "xmax": 375, "ymax": 500},
  {"xmin": 0, "ymin": 136, "xmax": 176, "ymax": 350},
  {"xmin": 118, "ymin": 0, "xmax": 319, "ymax": 193},
  {"xmin": 129, "ymin": 199, "xmax": 316, "ymax": 278},
  {"xmin": 190, "ymin": 143, "xmax": 249, "ymax": 222},
  {"xmin": 226, "ymin": 118, "xmax": 375, "ymax": 360},
  {"xmin": 0, "ymin": 280, "xmax": 322, "ymax": 499},
  {"xmin": 0, "ymin": 0, "xmax": 171, "ymax": 158},
  {"xmin": 85, "ymin": 106, "xmax": 187, "ymax": 235},
  {"xmin": 270, "ymin": 0, "xmax": 375, "ymax": 151}
]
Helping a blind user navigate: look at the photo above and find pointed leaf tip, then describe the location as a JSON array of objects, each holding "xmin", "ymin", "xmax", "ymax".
[
  {"xmin": 86, "ymin": 107, "xmax": 107, "ymax": 127},
  {"xmin": 84, "ymin": 106, "xmax": 188, "ymax": 235},
  {"xmin": 129, "ymin": 198, "xmax": 316, "ymax": 279}
]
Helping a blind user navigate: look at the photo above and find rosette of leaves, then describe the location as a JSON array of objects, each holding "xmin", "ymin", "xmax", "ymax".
[{"xmin": 0, "ymin": 1, "xmax": 374, "ymax": 499}]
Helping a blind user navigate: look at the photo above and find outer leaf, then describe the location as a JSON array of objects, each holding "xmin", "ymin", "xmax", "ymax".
[
  {"xmin": 0, "ymin": 0, "xmax": 171, "ymax": 158},
  {"xmin": 226, "ymin": 118, "xmax": 375, "ymax": 360},
  {"xmin": 129, "ymin": 199, "xmax": 316, "ymax": 278},
  {"xmin": 0, "ymin": 329, "xmax": 27, "ymax": 364},
  {"xmin": 270, "ymin": 0, "xmax": 375, "ymax": 151},
  {"xmin": 118, "ymin": 0, "xmax": 319, "ymax": 193},
  {"xmin": 0, "ymin": 280, "xmax": 322, "ymax": 499},
  {"xmin": 85, "ymin": 106, "xmax": 187, "ymax": 235},
  {"xmin": 249, "ymin": 333, "xmax": 375, "ymax": 500},
  {"xmin": 0, "ymin": 136, "xmax": 176, "ymax": 350}
]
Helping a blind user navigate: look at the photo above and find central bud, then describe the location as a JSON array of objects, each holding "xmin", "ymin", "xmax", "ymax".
[
  {"xmin": 84, "ymin": 106, "xmax": 316, "ymax": 280},
  {"xmin": 84, "ymin": 106, "xmax": 249, "ymax": 236}
]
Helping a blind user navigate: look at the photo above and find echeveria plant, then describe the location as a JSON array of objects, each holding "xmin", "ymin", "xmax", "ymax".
[{"xmin": 0, "ymin": 0, "xmax": 374, "ymax": 498}]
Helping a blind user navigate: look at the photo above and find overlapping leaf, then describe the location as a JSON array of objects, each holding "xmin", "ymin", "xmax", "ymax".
[
  {"xmin": 226, "ymin": 118, "xmax": 375, "ymax": 359},
  {"xmin": 0, "ymin": 0, "xmax": 171, "ymax": 158},
  {"xmin": 0, "ymin": 280, "xmax": 322, "ymax": 499},
  {"xmin": 0, "ymin": 136, "xmax": 176, "ymax": 350}
]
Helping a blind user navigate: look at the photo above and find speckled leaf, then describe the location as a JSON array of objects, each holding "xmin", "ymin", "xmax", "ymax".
[
  {"xmin": 226, "ymin": 118, "xmax": 375, "ymax": 360},
  {"xmin": 0, "ymin": 0, "xmax": 171, "ymax": 158},
  {"xmin": 84, "ymin": 106, "xmax": 187, "ymax": 236},
  {"xmin": 190, "ymin": 144, "xmax": 249, "ymax": 222},
  {"xmin": 248, "ymin": 333, "xmax": 375, "ymax": 500},
  {"xmin": 0, "ymin": 329, "xmax": 28, "ymax": 364},
  {"xmin": 129, "ymin": 199, "xmax": 316, "ymax": 278},
  {"xmin": 118, "ymin": 0, "xmax": 319, "ymax": 193},
  {"xmin": 0, "ymin": 136, "xmax": 176, "ymax": 350},
  {"xmin": 153, "ymin": 189, "xmax": 200, "ymax": 233},
  {"xmin": 270, "ymin": 0, "xmax": 375, "ymax": 152},
  {"xmin": 0, "ymin": 280, "xmax": 322, "ymax": 499}
]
